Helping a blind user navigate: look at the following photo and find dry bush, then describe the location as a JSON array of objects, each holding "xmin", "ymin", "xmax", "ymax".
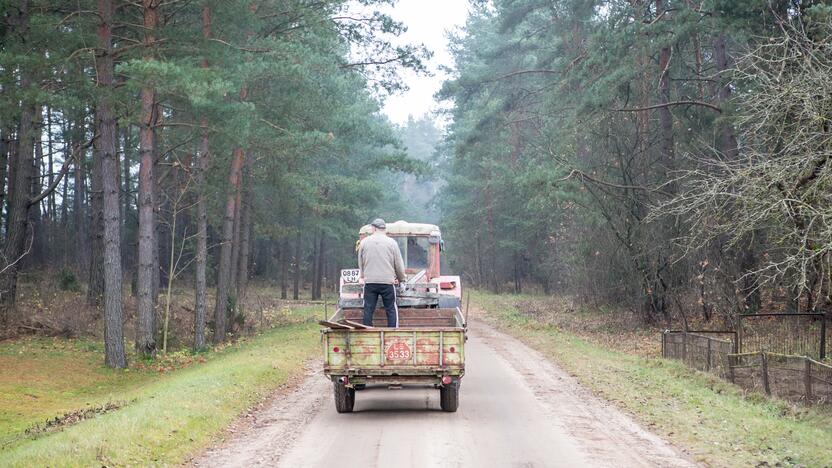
[
  {"xmin": 654, "ymin": 19, "xmax": 832, "ymax": 310},
  {"xmin": 1, "ymin": 271, "xmax": 306, "ymax": 349}
]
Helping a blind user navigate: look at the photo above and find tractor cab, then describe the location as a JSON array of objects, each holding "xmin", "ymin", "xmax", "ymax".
[
  {"xmin": 340, "ymin": 220, "xmax": 461, "ymax": 309},
  {"xmin": 359, "ymin": 221, "xmax": 443, "ymax": 280}
]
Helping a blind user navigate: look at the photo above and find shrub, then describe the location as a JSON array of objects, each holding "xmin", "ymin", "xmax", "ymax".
[{"xmin": 57, "ymin": 269, "xmax": 81, "ymax": 292}]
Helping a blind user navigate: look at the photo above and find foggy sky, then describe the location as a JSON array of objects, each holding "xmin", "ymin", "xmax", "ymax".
[{"xmin": 378, "ymin": 0, "xmax": 470, "ymax": 125}]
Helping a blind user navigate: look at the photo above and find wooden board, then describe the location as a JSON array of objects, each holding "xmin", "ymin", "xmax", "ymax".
[
  {"xmin": 318, "ymin": 320, "xmax": 353, "ymax": 330},
  {"xmin": 343, "ymin": 319, "xmax": 373, "ymax": 329}
]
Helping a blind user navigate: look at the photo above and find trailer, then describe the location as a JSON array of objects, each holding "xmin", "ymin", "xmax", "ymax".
[{"xmin": 320, "ymin": 221, "xmax": 465, "ymax": 413}]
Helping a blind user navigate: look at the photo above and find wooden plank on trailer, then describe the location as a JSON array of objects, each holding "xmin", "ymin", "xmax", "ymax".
[
  {"xmin": 344, "ymin": 320, "xmax": 373, "ymax": 329},
  {"xmin": 319, "ymin": 320, "xmax": 353, "ymax": 330}
]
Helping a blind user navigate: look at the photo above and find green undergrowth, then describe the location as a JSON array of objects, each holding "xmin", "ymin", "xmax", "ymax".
[
  {"xmin": 472, "ymin": 291, "xmax": 832, "ymax": 467},
  {"xmin": 0, "ymin": 303, "xmax": 322, "ymax": 467}
]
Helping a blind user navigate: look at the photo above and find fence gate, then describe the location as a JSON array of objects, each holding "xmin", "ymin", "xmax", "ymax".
[{"xmin": 738, "ymin": 313, "xmax": 827, "ymax": 360}]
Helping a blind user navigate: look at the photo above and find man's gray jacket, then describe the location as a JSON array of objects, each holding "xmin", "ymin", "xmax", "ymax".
[{"xmin": 358, "ymin": 232, "xmax": 406, "ymax": 284}]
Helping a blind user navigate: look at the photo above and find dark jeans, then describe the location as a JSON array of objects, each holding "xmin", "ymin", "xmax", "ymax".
[{"xmin": 362, "ymin": 283, "xmax": 398, "ymax": 327}]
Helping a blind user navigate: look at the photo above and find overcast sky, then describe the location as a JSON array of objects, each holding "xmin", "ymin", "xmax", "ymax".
[{"xmin": 377, "ymin": 0, "xmax": 471, "ymax": 125}]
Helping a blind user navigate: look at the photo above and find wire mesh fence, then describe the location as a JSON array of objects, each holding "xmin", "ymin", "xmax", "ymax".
[
  {"xmin": 738, "ymin": 313, "xmax": 827, "ymax": 360},
  {"xmin": 663, "ymin": 330, "xmax": 832, "ymax": 405},
  {"xmin": 727, "ymin": 352, "xmax": 832, "ymax": 404},
  {"xmin": 662, "ymin": 331, "xmax": 735, "ymax": 378},
  {"xmin": 808, "ymin": 358, "xmax": 832, "ymax": 403},
  {"xmin": 727, "ymin": 352, "xmax": 765, "ymax": 394}
]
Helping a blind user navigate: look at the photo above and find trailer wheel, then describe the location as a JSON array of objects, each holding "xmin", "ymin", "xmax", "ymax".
[
  {"xmin": 439, "ymin": 381, "xmax": 459, "ymax": 412},
  {"xmin": 334, "ymin": 382, "xmax": 355, "ymax": 413}
]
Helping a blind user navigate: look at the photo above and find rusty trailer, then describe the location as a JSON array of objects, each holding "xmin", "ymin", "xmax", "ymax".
[{"xmin": 320, "ymin": 221, "xmax": 466, "ymax": 413}]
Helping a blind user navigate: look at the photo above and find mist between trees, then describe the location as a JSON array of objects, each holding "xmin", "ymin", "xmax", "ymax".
[
  {"xmin": 437, "ymin": 1, "xmax": 832, "ymax": 324},
  {"xmin": 0, "ymin": 0, "xmax": 433, "ymax": 367},
  {"xmin": 5, "ymin": 0, "xmax": 832, "ymax": 369}
]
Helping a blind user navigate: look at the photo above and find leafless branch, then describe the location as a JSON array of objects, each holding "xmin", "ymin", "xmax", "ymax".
[{"xmin": 613, "ymin": 100, "xmax": 722, "ymax": 113}]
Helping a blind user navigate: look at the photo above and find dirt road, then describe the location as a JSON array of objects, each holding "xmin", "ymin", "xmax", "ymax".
[{"xmin": 195, "ymin": 319, "xmax": 694, "ymax": 467}]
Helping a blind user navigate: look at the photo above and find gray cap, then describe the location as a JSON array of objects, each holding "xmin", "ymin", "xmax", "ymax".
[{"xmin": 371, "ymin": 218, "xmax": 386, "ymax": 229}]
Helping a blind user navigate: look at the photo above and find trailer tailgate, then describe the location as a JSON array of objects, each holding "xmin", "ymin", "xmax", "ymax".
[{"xmin": 324, "ymin": 328, "xmax": 465, "ymax": 374}]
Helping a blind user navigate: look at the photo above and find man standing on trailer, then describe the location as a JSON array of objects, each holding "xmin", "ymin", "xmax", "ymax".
[{"xmin": 358, "ymin": 218, "xmax": 406, "ymax": 327}]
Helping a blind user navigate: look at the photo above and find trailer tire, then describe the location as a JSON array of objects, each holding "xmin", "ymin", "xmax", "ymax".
[
  {"xmin": 439, "ymin": 381, "xmax": 459, "ymax": 412},
  {"xmin": 334, "ymin": 382, "xmax": 355, "ymax": 413}
]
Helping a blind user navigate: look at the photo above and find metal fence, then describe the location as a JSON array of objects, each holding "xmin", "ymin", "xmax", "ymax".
[{"xmin": 738, "ymin": 313, "xmax": 827, "ymax": 360}]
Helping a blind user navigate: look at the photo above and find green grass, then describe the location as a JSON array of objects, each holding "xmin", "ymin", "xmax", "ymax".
[
  {"xmin": 0, "ymin": 304, "xmax": 323, "ymax": 467},
  {"xmin": 0, "ymin": 336, "xmax": 151, "ymax": 445},
  {"xmin": 472, "ymin": 291, "xmax": 832, "ymax": 467}
]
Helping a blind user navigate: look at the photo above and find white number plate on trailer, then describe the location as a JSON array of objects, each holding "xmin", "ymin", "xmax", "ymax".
[{"xmin": 341, "ymin": 269, "xmax": 360, "ymax": 284}]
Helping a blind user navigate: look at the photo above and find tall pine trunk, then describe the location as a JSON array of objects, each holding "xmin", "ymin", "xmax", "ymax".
[
  {"xmin": 713, "ymin": 34, "xmax": 737, "ymax": 159},
  {"xmin": 0, "ymin": 1, "xmax": 34, "ymax": 326},
  {"xmin": 0, "ymin": 106, "xmax": 36, "ymax": 325},
  {"xmin": 4, "ymin": 130, "xmax": 17, "ymax": 233},
  {"xmin": 60, "ymin": 127, "xmax": 68, "ymax": 227},
  {"xmin": 312, "ymin": 231, "xmax": 324, "ymax": 300},
  {"xmin": 193, "ymin": 127, "xmax": 209, "ymax": 348},
  {"xmin": 135, "ymin": 0, "xmax": 159, "ymax": 357},
  {"xmin": 193, "ymin": 3, "xmax": 212, "ymax": 350},
  {"xmin": 311, "ymin": 231, "xmax": 319, "ymax": 300},
  {"xmin": 0, "ymin": 126, "xmax": 9, "ymax": 236},
  {"xmin": 318, "ymin": 234, "xmax": 326, "ymax": 296},
  {"xmin": 151, "ymin": 102, "xmax": 162, "ymax": 304},
  {"xmin": 229, "ymin": 165, "xmax": 243, "ymax": 302},
  {"xmin": 236, "ymin": 169, "xmax": 252, "ymax": 314},
  {"xmin": 88, "ymin": 118, "xmax": 105, "ymax": 307},
  {"xmin": 279, "ymin": 239, "xmax": 288, "ymax": 299},
  {"xmin": 213, "ymin": 146, "xmax": 245, "ymax": 343},
  {"xmin": 292, "ymin": 221, "xmax": 302, "ymax": 300},
  {"xmin": 28, "ymin": 109, "xmax": 44, "ymax": 267},
  {"xmin": 46, "ymin": 109, "xmax": 56, "ymax": 234},
  {"xmin": 96, "ymin": 0, "xmax": 126, "ymax": 368},
  {"xmin": 656, "ymin": 0, "xmax": 674, "ymax": 165},
  {"xmin": 121, "ymin": 125, "xmax": 130, "ymax": 231},
  {"xmin": 71, "ymin": 116, "xmax": 88, "ymax": 274},
  {"xmin": 72, "ymin": 139, "xmax": 86, "ymax": 268}
]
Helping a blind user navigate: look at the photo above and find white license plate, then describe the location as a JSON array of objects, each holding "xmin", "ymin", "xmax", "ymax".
[{"xmin": 341, "ymin": 269, "xmax": 360, "ymax": 284}]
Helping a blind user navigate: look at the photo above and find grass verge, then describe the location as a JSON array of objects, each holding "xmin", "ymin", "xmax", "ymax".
[
  {"xmin": 0, "ymin": 304, "xmax": 323, "ymax": 467},
  {"xmin": 472, "ymin": 291, "xmax": 832, "ymax": 467}
]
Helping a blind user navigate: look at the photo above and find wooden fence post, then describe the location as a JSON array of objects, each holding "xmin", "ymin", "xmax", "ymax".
[
  {"xmin": 820, "ymin": 315, "xmax": 827, "ymax": 360},
  {"xmin": 737, "ymin": 316, "xmax": 743, "ymax": 354},
  {"xmin": 682, "ymin": 332, "xmax": 688, "ymax": 364},
  {"xmin": 661, "ymin": 332, "xmax": 666, "ymax": 358},
  {"xmin": 804, "ymin": 358, "xmax": 813, "ymax": 402},
  {"xmin": 761, "ymin": 352, "xmax": 771, "ymax": 396},
  {"xmin": 706, "ymin": 338, "xmax": 712, "ymax": 372},
  {"xmin": 728, "ymin": 354, "xmax": 736, "ymax": 384}
]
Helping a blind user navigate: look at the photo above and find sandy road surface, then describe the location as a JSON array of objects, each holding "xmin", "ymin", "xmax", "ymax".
[{"xmin": 194, "ymin": 319, "xmax": 694, "ymax": 468}]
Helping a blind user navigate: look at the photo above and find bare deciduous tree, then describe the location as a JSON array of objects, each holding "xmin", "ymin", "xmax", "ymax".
[{"xmin": 655, "ymin": 20, "xmax": 832, "ymax": 312}]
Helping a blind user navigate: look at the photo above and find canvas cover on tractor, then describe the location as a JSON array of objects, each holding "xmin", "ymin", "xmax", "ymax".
[{"xmin": 359, "ymin": 220, "xmax": 440, "ymax": 237}]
